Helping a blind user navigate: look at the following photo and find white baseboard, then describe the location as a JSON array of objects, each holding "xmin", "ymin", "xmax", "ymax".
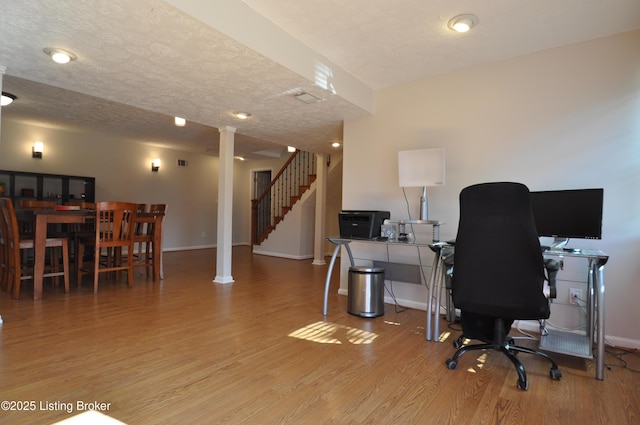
[
  {"xmin": 252, "ymin": 249, "xmax": 314, "ymax": 260},
  {"xmin": 335, "ymin": 290, "xmax": 640, "ymax": 349}
]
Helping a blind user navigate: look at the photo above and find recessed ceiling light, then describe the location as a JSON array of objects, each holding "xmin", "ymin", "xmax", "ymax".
[
  {"xmin": 1, "ymin": 92, "xmax": 16, "ymax": 106},
  {"xmin": 43, "ymin": 47, "xmax": 77, "ymax": 64},
  {"xmin": 233, "ymin": 111, "xmax": 251, "ymax": 120},
  {"xmin": 174, "ymin": 116, "xmax": 186, "ymax": 127},
  {"xmin": 331, "ymin": 142, "xmax": 341, "ymax": 148},
  {"xmin": 234, "ymin": 156, "xmax": 245, "ymax": 161},
  {"xmin": 448, "ymin": 14, "xmax": 479, "ymax": 33}
]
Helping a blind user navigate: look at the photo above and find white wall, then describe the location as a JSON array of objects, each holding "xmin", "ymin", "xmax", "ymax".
[
  {"xmin": 342, "ymin": 31, "xmax": 640, "ymax": 345},
  {"xmin": 0, "ymin": 119, "xmax": 278, "ymax": 250},
  {"xmin": 0, "ymin": 117, "xmax": 335, "ymax": 255}
]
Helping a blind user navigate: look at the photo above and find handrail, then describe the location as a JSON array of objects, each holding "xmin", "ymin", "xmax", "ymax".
[
  {"xmin": 254, "ymin": 150, "xmax": 299, "ymax": 205},
  {"xmin": 251, "ymin": 150, "xmax": 316, "ymax": 245}
]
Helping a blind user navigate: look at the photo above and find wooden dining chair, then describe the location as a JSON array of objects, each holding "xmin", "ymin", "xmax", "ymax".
[
  {"xmin": 0, "ymin": 198, "xmax": 70, "ymax": 299},
  {"xmin": 0, "ymin": 199, "xmax": 9, "ymax": 291},
  {"xmin": 64, "ymin": 200, "xmax": 96, "ymax": 266},
  {"xmin": 18, "ymin": 199, "xmax": 58, "ymax": 235},
  {"xmin": 132, "ymin": 203, "xmax": 166, "ymax": 278},
  {"xmin": 76, "ymin": 201, "xmax": 138, "ymax": 293},
  {"xmin": 18, "ymin": 199, "xmax": 57, "ymax": 209},
  {"xmin": 65, "ymin": 201, "xmax": 96, "ymax": 209}
]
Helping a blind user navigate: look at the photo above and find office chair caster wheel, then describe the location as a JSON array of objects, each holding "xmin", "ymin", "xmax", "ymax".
[
  {"xmin": 453, "ymin": 337, "xmax": 463, "ymax": 349},
  {"xmin": 445, "ymin": 359, "xmax": 458, "ymax": 370},
  {"xmin": 517, "ymin": 379, "xmax": 529, "ymax": 391},
  {"xmin": 550, "ymin": 368, "xmax": 563, "ymax": 380}
]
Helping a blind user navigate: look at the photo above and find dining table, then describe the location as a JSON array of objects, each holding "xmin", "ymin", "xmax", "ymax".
[
  {"xmin": 30, "ymin": 209, "xmax": 93, "ymax": 300},
  {"xmin": 18, "ymin": 207, "xmax": 165, "ymax": 300}
]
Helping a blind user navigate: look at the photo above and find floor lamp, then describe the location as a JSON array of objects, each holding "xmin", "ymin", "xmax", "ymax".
[{"xmin": 397, "ymin": 148, "xmax": 446, "ymax": 221}]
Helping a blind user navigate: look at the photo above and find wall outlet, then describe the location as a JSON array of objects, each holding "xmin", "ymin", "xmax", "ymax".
[{"xmin": 569, "ymin": 288, "xmax": 582, "ymax": 305}]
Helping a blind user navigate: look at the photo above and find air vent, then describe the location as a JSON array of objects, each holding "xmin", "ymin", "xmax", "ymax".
[
  {"xmin": 177, "ymin": 159, "xmax": 188, "ymax": 167},
  {"xmin": 294, "ymin": 92, "xmax": 324, "ymax": 104}
]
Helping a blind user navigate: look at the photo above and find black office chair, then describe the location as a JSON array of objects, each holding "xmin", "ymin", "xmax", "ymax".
[{"xmin": 444, "ymin": 182, "xmax": 562, "ymax": 390}]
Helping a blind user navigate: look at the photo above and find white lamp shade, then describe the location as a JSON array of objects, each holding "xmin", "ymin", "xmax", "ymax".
[{"xmin": 398, "ymin": 148, "xmax": 445, "ymax": 187}]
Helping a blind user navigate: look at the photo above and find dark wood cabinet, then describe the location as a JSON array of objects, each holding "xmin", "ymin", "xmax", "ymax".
[{"xmin": 0, "ymin": 170, "xmax": 95, "ymax": 204}]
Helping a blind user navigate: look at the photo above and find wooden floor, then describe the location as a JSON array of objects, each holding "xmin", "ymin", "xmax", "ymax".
[{"xmin": 1, "ymin": 247, "xmax": 638, "ymax": 425}]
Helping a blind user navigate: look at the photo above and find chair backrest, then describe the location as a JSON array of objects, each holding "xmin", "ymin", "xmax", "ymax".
[
  {"xmin": 143, "ymin": 204, "xmax": 166, "ymax": 236},
  {"xmin": 451, "ymin": 182, "xmax": 550, "ymax": 320},
  {"xmin": 148, "ymin": 204, "xmax": 166, "ymax": 214},
  {"xmin": 65, "ymin": 200, "xmax": 96, "ymax": 209},
  {"xmin": 0, "ymin": 198, "xmax": 21, "ymax": 251},
  {"xmin": 0, "ymin": 198, "xmax": 11, "ymax": 246},
  {"xmin": 94, "ymin": 201, "xmax": 138, "ymax": 246},
  {"xmin": 18, "ymin": 200, "xmax": 57, "ymax": 209}
]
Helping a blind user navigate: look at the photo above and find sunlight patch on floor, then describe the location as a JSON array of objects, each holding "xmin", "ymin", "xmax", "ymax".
[
  {"xmin": 51, "ymin": 410, "xmax": 127, "ymax": 424},
  {"xmin": 288, "ymin": 321, "xmax": 379, "ymax": 345},
  {"xmin": 438, "ymin": 331, "xmax": 452, "ymax": 342},
  {"xmin": 465, "ymin": 353, "xmax": 488, "ymax": 373}
]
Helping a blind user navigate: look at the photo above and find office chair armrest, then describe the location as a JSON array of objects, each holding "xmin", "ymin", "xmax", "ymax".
[{"xmin": 543, "ymin": 258, "xmax": 559, "ymax": 299}]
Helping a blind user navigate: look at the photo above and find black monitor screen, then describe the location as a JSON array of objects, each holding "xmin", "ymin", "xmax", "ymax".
[{"xmin": 529, "ymin": 188, "xmax": 603, "ymax": 240}]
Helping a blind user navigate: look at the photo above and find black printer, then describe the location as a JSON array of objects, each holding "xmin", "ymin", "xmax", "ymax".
[{"xmin": 339, "ymin": 210, "xmax": 390, "ymax": 239}]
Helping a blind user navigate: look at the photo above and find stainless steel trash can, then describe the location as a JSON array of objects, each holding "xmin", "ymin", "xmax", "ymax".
[{"xmin": 348, "ymin": 266, "xmax": 385, "ymax": 317}]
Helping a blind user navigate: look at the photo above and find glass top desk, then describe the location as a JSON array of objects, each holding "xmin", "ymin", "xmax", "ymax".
[
  {"xmin": 540, "ymin": 248, "xmax": 609, "ymax": 380},
  {"xmin": 324, "ymin": 235, "xmax": 609, "ymax": 380},
  {"xmin": 324, "ymin": 219, "xmax": 446, "ymax": 342}
]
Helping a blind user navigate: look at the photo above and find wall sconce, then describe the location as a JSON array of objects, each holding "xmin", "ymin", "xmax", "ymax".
[
  {"xmin": 32, "ymin": 141, "xmax": 44, "ymax": 159},
  {"xmin": 398, "ymin": 148, "xmax": 446, "ymax": 221},
  {"xmin": 287, "ymin": 146, "xmax": 296, "ymax": 153},
  {"xmin": 151, "ymin": 159, "xmax": 161, "ymax": 172}
]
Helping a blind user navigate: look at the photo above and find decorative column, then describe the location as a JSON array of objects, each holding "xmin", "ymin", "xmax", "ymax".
[
  {"xmin": 312, "ymin": 153, "xmax": 328, "ymax": 265},
  {"xmin": 214, "ymin": 126, "xmax": 236, "ymax": 284}
]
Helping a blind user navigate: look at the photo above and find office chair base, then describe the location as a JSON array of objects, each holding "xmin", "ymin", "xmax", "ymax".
[{"xmin": 445, "ymin": 335, "xmax": 563, "ymax": 391}]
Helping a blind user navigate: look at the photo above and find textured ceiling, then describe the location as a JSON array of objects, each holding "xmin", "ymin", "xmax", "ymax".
[
  {"xmin": 241, "ymin": 0, "xmax": 640, "ymax": 90},
  {"xmin": 1, "ymin": 0, "xmax": 639, "ymax": 158}
]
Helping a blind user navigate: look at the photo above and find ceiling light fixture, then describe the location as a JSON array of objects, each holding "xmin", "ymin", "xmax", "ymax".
[
  {"xmin": 234, "ymin": 156, "xmax": 245, "ymax": 161},
  {"xmin": 233, "ymin": 111, "xmax": 251, "ymax": 120},
  {"xmin": 1, "ymin": 92, "xmax": 16, "ymax": 106},
  {"xmin": 43, "ymin": 47, "xmax": 77, "ymax": 64},
  {"xmin": 331, "ymin": 142, "xmax": 341, "ymax": 148},
  {"xmin": 287, "ymin": 146, "xmax": 296, "ymax": 153},
  {"xmin": 174, "ymin": 116, "xmax": 186, "ymax": 127},
  {"xmin": 448, "ymin": 14, "xmax": 479, "ymax": 33}
]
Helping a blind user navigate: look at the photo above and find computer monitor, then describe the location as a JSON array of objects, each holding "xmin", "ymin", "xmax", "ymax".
[{"xmin": 529, "ymin": 188, "xmax": 603, "ymax": 250}]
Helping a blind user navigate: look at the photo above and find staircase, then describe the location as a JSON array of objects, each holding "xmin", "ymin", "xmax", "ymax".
[{"xmin": 251, "ymin": 150, "xmax": 317, "ymax": 245}]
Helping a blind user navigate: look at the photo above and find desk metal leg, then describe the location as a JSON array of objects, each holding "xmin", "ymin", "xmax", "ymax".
[
  {"xmin": 595, "ymin": 262, "xmax": 606, "ymax": 380},
  {"xmin": 433, "ymin": 255, "xmax": 445, "ymax": 342},
  {"xmin": 323, "ymin": 242, "xmax": 355, "ymax": 316},
  {"xmin": 425, "ymin": 251, "xmax": 440, "ymax": 341}
]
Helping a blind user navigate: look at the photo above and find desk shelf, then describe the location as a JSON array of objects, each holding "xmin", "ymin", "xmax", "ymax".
[{"xmin": 539, "ymin": 329, "xmax": 593, "ymax": 359}]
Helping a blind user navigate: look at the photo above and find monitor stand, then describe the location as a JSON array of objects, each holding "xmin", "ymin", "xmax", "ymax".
[{"xmin": 549, "ymin": 237, "xmax": 569, "ymax": 252}]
